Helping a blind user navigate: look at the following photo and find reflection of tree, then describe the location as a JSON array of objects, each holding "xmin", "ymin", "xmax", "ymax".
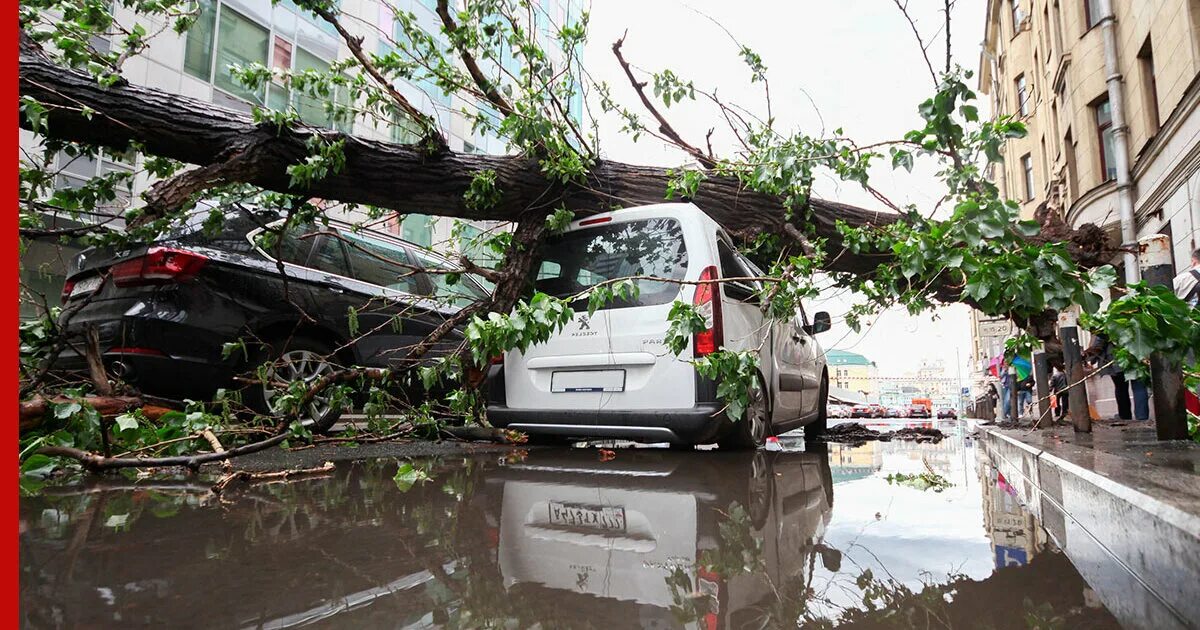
[
  {"xmin": 21, "ymin": 451, "xmax": 1121, "ymax": 629},
  {"xmin": 700, "ymin": 502, "xmax": 765, "ymax": 578}
]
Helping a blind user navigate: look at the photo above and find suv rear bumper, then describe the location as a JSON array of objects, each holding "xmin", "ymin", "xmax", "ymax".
[{"xmin": 486, "ymin": 404, "xmax": 728, "ymax": 444}]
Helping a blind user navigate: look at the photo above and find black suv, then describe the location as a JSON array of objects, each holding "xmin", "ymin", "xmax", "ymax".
[{"xmin": 55, "ymin": 207, "xmax": 489, "ymax": 431}]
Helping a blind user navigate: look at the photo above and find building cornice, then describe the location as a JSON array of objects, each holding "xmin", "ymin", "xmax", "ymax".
[
  {"xmin": 1051, "ymin": 52, "xmax": 1072, "ymax": 95},
  {"xmin": 1066, "ymin": 180, "xmax": 1117, "ymax": 227}
]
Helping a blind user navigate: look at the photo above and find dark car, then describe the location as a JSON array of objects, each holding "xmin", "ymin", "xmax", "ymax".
[
  {"xmin": 937, "ymin": 407, "xmax": 958, "ymax": 419},
  {"xmin": 55, "ymin": 206, "xmax": 489, "ymax": 432}
]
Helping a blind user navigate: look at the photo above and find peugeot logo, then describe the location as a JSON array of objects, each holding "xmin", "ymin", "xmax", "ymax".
[{"xmin": 578, "ymin": 315, "xmax": 591, "ymax": 330}]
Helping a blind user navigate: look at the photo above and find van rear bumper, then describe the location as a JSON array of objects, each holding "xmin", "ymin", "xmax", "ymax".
[{"xmin": 486, "ymin": 405, "xmax": 727, "ymax": 445}]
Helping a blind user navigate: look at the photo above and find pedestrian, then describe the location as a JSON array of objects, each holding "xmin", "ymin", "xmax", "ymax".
[
  {"xmin": 1084, "ymin": 333, "xmax": 1149, "ymax": 422},
  {"xmin": 1050, "ymin": 366, "xmax": 1069, "ymax": 421},
  {"xmin": 1173, "ymin": 248, "xmax": 1200, "ymax": 307},
  {"xmin": 1000, "ymin": 367, "xmax": 1014, "ymax": 422},
  {"xmin": 1174, "ymin": 249, "xmax": 1200, "ymax": 406},
  {"xmin": 1017, "ymin": 375, "xmax": 1034, "ymax": 419}
]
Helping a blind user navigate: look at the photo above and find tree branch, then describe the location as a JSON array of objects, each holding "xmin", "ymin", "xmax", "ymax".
[
  {"xmin": 434, "ymin": 0, "xmax": 514, "ymax": 117},
  {"xmin": 306, "ymin": 5, "xmax": 449, "ymax": 152},
  {"xmin": 611, "ymin": 35, "xmax": 718, "ymax": 169},
  {"xmin": 17, "ymin": 39, "xmax": 916, "ymax": 281}
]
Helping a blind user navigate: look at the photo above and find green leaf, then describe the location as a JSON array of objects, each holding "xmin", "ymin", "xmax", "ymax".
[
  {"xmin": 393, "ymin": 462, "xmax": 430, "ymax": 492},
  {"xmin": 114, "ymin": 413, "xmax": 139, "ymax": 432},
  {"xmin": 20, "ymin": 454, "xmax": 57, "ymax": 478}
]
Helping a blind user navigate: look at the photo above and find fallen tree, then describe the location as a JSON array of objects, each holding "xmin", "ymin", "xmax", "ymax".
[
  {"xmin": 18, "ymin": 41, "xmax": 896, "ymax": 279},
  {"xmin": 21, "ymin": 0, "xmax": 1190, "ymax": 476}
]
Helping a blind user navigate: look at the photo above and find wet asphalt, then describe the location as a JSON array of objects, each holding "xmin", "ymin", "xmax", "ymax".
[{"xmin": 19, "ymin": 420, "xmax": 1129, "ymax": 628}]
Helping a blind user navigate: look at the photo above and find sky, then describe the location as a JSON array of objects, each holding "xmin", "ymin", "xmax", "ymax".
[{"xmin": 581, "ymin": 0, "xmax": 988, "ymax": 378}]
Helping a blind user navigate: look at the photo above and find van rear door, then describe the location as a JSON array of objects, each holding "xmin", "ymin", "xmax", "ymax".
[{"xmin": 503, "ymin": 213, "xmax": 697, "ymax": 412}]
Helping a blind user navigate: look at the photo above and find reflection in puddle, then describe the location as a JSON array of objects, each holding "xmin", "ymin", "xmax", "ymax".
[{"xmin": 20, "ymin": 430, "xmax": 1127, "ymax": 628}]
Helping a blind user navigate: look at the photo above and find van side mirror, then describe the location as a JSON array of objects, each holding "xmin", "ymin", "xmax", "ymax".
[{"xmin": 811, "ymin": 311, "xmax": 831, "ymax": 334}]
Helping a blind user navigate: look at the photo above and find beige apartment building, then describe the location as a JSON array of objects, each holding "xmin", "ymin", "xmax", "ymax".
[{"xmin": 969, "ymin": 0, "xmax": 1200, "ymax": 393}]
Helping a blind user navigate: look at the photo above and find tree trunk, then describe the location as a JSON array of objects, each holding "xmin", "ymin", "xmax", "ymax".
[{"xmin": 18, "ymin": 45, "xmax": 894, "ymax": 277}]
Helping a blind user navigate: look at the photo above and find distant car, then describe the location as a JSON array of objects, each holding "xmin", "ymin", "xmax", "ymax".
[
  {"xmin": 937, "ymin": 407, "xmax": 958, "ymax": 419},
  {"xmin": 827, "ymin": 405, "xmax": 851, "ymax": 419},
  {"xmin": 850, "ymin": 405, "xmax": 874, "ymax": 418},
  {"xmin": 887, "ymin": 406, "xmax": 909, "ymax": 418},
  {"xmin": 868, "ymin": 403, "xmax": 887, "ymax": 418},
  {"xmin": 907, "ymin": 404, "xmax": 932, "ymax": 419},
  {"xmin": 486, "ymin": 202, "xmax": 831, "ymax": 450},
  {"xmin": 56, "ymin": 206, "xmax": 490, "ymax": 433}
]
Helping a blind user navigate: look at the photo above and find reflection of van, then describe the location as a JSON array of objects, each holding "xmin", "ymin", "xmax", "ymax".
[
  {"xmin": 489, "ymin": 450, "xmax": 835, "ymax": 628},
  {"xmin": 487, "ymin": 203, "xmax": 830, "ymax": 449}
]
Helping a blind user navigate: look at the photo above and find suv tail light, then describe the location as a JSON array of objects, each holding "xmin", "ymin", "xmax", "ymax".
[
  {"xmin": 61, "ymin": 279, "xmax": 75, "ymax": 301},
  {"xmin": 692, "ymin": 265, "xmax": 723, "ymax": 356},
  {"xmin": 111, "ymin": 247, "xmax": 208, "ymax": 287}
]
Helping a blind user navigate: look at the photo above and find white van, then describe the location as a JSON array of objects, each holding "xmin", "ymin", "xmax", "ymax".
[{"xmin": 485, "ymin": 203, "xmax": 830, "ymax": 449}]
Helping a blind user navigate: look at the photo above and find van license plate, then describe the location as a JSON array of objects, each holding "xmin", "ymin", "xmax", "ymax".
[
  {"xmin": 551, "ymin": 370, "xmax": 625, "ymax": 393},
  {"xmin": 548, "ymin": 501, "xmax": 626, "ymax": 533}
]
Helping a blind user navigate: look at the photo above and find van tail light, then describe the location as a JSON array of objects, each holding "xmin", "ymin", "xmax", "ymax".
[
  {"xmin": 692, "ymin": 265, "xmax": 723, "ymax": 356},
  {"xmin": 111, "ymin": 247, "xmax": 208, "ymax": 287}
]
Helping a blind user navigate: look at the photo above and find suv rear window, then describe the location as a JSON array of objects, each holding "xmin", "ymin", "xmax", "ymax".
[{"xmin": 534, "ymin": 218, "xmax": 688, "ymax": 309}]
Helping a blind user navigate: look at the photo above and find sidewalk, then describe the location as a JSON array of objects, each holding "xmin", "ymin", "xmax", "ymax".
[
  {"xmin": 995, "ymin": 420, "xmax": 1200, "ymax": 514},
  {"xmin": 981, "ymin": 420, "xmax": 1200, "ymax": 629}
]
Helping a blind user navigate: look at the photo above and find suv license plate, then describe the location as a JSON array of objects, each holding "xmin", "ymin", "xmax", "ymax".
[
  {"xmin": 548, "ymin": 501, "xmax": 626, "ymax": 533},
  {"xmin": 70, "ymin": 275, "xmax": 103, "ymax": 297}
]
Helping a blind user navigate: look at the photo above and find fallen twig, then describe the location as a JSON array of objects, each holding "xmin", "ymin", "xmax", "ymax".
[
  {"xmin": 201, "ymin": 429, "xmax": 232, "ymax": 473},
  {"xmin": 38, "ymin": 431, "xmax": 290, "ymax": 472},
  {"xmin": 211, "ymin": 461, "xmax": 336, "ymax": 494},
  {"xmin": 439, "ymin": 425, "xmax": 527, "ymax": 444}
]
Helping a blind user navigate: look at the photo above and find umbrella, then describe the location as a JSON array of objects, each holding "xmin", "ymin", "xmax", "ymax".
[
  {"xmin": 987, "ymin": 356, "xmax": 1002, "ymax": 378},
  {"xmin": 1011, "ymin": 355, "xmax": 1033, "ymax": 380}
]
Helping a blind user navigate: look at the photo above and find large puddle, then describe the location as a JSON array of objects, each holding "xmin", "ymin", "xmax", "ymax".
[{"xmin": 20, "ymin": 421, "xmax": 1129, "ymax": 628}]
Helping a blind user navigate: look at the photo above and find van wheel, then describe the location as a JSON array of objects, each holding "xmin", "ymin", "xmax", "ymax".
[
  {"xmin": 805, "ymin": 375, "xmax": 829, "ymax": 439},
  {"xmin": 719, "ymin": 376, "xmax": 771, "ymax": 451},
  {"xmin": 250, "ymin": 336, "xmax": 344, "ymax": 435}
]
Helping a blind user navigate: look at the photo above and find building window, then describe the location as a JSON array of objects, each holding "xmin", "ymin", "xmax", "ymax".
[
  {"xmin": 1064, "ymin": 128, "xmax": 1078, "ymax": 201},
  {"xmin": 1021, "ymin": 154, "xmax": 1035, "ymax": 200},
  {"xmin": 184, "ymin": 2, "xmax": 271, "ymax": 102},
  {"xmin": 1015, "ymin": 74, "xmax": 1030, "ymax": 116},
  {"xmin": 459, "ymin": 223, "xmax": 503, "ymax": 268},
  {"xmin": 184, "ymin": 0, "xmax": 348, "ymax": 127},
  {"xmin": 213, "ymin": 6, "xmax": 270, "ymax": 103},
  {"xmin": 272, "ymin": 36, "xmax": 293, "ymax": 71},
  {"xmin": 391, "ymin": 111, "xmax": 421, "ymax": 144},
  {"xmin": 1052, "ymin": 1, "xmax": 1064, "ymax": 50},
  {"xmin": 54, "ymin": 149, "xmax": 136, "ymax": 217},
  {"xmin": 1040, "ymin": 136, "xmax": 1049, "ymax": 181},
  {"xmin": 1042, "ymin": 6, "xmax": 1052, "ymax": 54},
  {"xmin": 1138, "ymin": 37, "xmax": 1160, "ymax": 131},
  {"xmin": 183, "ymin": 0, "xmax": 217, "ymax": 81},
  {"xmin": 1084, "ymin": 0, "xmax": 1103, "ymax": 29},
  {"xmin": 1012, "ymin": 0, "xmax": 1026, "ymax": 29},
  {"xmin": 1094, "ymin": 97, "xmax": 1117, "ymax": 182},
  {"xmin": 399, "ymin": 214, "xmax": 433, "ymax": 248}
]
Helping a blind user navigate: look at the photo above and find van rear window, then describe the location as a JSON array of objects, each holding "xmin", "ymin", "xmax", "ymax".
[{"xmin": 534, "ymin": 218, "xmax": 688, "ymax": 309}]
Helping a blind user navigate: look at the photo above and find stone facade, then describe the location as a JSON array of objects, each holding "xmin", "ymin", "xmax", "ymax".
[{"xmin": 970, "ymin": 0, "xmax": 1200, "ymax": 408}]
